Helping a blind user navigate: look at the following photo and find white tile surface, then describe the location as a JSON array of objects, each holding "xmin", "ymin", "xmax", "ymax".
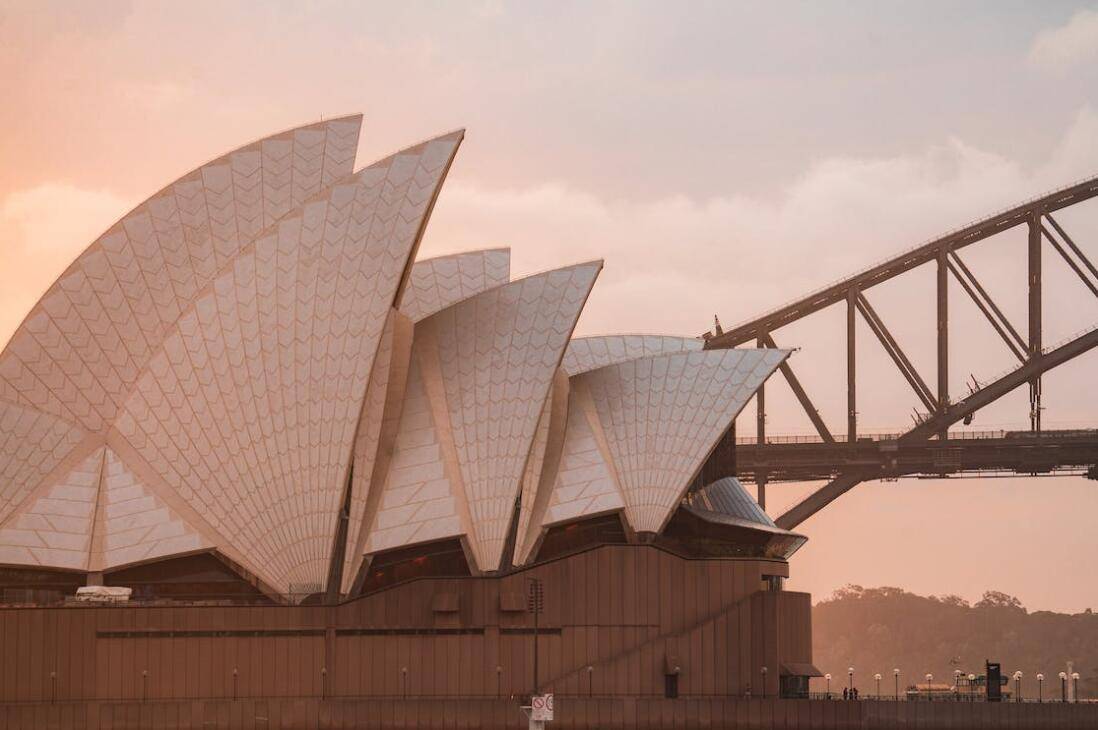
[
  {"xmin": 399, "ymin": 249, "xmax": 510, "ymax": 322},
  {"xmin": 561, "ymin": 334, "xmax": 703, "ymax": 376}
]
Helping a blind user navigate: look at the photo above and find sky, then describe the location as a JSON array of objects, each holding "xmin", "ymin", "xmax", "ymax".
[{"xmin": 2, "ymin": 1, "xmax": 1098, "ymax": 612}]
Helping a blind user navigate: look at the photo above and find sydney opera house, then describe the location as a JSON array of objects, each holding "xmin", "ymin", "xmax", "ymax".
[{"xmin": 0, "ymin": 116, "xmax": 823, "ymax": 727}]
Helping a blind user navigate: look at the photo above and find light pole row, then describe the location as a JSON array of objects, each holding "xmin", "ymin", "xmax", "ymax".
[{"xmin": 824, "ymin": 666, "xmax": 1084, "ymax": 702}]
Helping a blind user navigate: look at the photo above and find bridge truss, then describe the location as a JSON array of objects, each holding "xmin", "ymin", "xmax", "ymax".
[{"xmin": 703, "ymin": 175, "xmax": 1098, "ymax": 530}]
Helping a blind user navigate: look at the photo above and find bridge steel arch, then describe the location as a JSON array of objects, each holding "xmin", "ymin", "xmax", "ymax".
[{"xmin": 703, "ymin": 174, "xmax": 1098, "ymax": 529}]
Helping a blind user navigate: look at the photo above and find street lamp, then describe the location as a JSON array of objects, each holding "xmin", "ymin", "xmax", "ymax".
[
  {"xmin": 1060, "ymin": 672, "xmax": 1068, "ymax": 701},
  {"xmin": 893, "ymin": 669, "xmax": 900, "ymax": 700},
  {"xmin": 825, "ymin": 673, "xmax": 832, "ymax": 698},
  {"xmin": 925, "ymin": 674, "xmax": 933, "ymax": 701},
  {"xmin": 1037, "ymin": 673, "xmax": 1044, "ymax": 702},
  {"xmin": 587, "ymin": 665, "xmax": 594, "ymax": 697},
  {"xmin": 848, "ymin": 667, "xmax": 854, "ymax": 695},
  {"xmin": 1072, "ymin": 672, "xmax": 1080, "ymax": 702},
  {"xmin": 1013, "ymin": 671, "xmax": 1022, "ymax": 702},
  {"xmin": 968, "ymin": 674, "xmax": 976, "ymax": 700},
  {"xmin": 874, "ymin": 673, "xmax": 881, "ymax": 697},
  {"xmin": 761, "ymin": 666, "xmax": 768, "ymax": 698}
]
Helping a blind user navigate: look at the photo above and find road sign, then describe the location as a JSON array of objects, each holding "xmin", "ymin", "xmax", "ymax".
[{"xmin": 531, "ymin": 693, "xmax": 554, "ymax": 721}]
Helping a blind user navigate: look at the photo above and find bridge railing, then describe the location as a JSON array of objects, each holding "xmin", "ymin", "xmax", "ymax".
[{"xmin": 735, "ymin": 428, "xmax": 1097, "ymax": 446}]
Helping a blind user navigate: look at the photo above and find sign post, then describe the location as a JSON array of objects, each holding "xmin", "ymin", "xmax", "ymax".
[{"xmin": 522, "ymin": 693, "xmax": 554, "ymax": 730}]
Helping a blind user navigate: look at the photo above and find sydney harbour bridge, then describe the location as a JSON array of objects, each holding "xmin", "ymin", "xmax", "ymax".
[{"xmin": 701, "ymin": 174, "xmax": 1098, "ymax": 530}]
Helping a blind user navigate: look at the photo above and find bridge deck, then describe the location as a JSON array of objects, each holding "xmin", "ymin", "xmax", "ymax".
[{"xmin": 720, "ymin": 429, "xmax": 1098, "ymax": 483}]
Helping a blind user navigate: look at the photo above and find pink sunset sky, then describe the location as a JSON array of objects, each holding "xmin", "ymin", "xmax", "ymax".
[{"xmin": 2, "ymin": 1, "xmax": 1098, "ymax": 611}]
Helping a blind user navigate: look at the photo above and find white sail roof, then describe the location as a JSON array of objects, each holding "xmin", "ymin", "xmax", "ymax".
[
  {"xmin": 0, "ymin": 120, "xmax": 465, "ymax": 594},
  {"xmin": 399, "ymin": 248, "xmax": 511, "ymax": 322},
  {"xmin": 561, "ymin": 334, "xmax": 702, "ymax": 376},
  {"xmin": 353, "ymin": 262, "xmax": 601, "ymax": 574}
]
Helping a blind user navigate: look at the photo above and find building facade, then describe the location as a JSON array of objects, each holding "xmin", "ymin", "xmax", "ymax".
[{"xmin": 0, "ymin": 117, "xmax": 844, "ymax": 727}]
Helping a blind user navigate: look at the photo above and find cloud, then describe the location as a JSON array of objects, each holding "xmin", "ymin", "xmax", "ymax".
[
  {"xmin": 1029, "ymin": 8, "xmax": 1098, "ymax": 71},
  {"xmin": 0, "ymin": 183, "xmax": 131, "ymax": 347},
  {"xmin": 0, "ymin": 183, "xmax": 128, "ymax": 254},
  {"xmin": 426, "ymin": 106, "xmax": 1098, "ymax": 339}
]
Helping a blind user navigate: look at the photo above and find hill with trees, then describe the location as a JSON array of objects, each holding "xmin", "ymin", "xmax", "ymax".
[{"xmin": 812, "ymin": 586, "xmax": 1097, "ymax": 699}]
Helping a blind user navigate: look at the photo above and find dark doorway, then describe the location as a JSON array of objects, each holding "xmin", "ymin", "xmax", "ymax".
[{"xmin": 664, "ymin": 673, "xmax": 679, "ymax": 699}]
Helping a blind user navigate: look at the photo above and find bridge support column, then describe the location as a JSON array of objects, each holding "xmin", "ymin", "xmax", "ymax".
[
  {"xmin": 937, "ymin": 246, "xmax": 949, "ymax": 440},
  {"xmin": 1029, "ymin": 214, "xmax": 1043, "ymax": 432},
  {"xmin": 847, "ymin": 289, "xmax": 857, "ymax": 443},
  {"xmin": 756, "ymin": 335, "xmax": 768, "ymax": 510}
]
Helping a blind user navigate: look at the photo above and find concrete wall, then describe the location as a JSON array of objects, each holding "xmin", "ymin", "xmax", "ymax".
[
  {"xmin": 0, "ymin": 545, "xmax": 795, "ymax": 704},
  {"xmin": 1, "ymin": 698, "xmax": 1096, "ymax": 729}
]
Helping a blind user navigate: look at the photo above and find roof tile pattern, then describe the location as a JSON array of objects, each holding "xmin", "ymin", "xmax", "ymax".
[
  {"xmin": 94, "ymin": 448, "xmax": 210, "ymax": 571},
  {"xmin": 513, "ymin": 391, "xmax": 553, "ymax": 562},
  {"xmin": 577, "ymin": 348, "xmax": 787, "ymax": 533},
  {"xmin": 399, "ymin": 249, "xmax": 511, "ymax": 322},
  {"xmin": 543, "ymin": 392, "xmax": 625, "ymax": 527},
  {"xmin": 512, "ymin": 369, "xmax": 570, "ymax": 565},
  {"xmin": 110, "ymin": 132, "xmax": 463, "ymax": 593},
  {"xmin": 0, "ymin": 447, "xmax": 103, "ymax": 570},
  {"xmin": 0, "ymin": 117, "xmax": 361, "ymax": 435},
  {"xmin": 363, "ymin": 358, "xmax": 464, "ymax": 555},
  {"xmin": 341, "ymin": 309, "xmax": 414, "ymax": 591},
  {"xmin": 428, "ymin": 262, "xmax": 601, "ymax": 570},
  {"xmin": 358, "ymin": 263, "xmax": 600, "ymax": 573},
  {"xmin": 0, "ymin": 401, "xmax": 87, "ymax": 528},
  {"xmin": 561, "ymin": 334, "xmax": 702, "ymax": 376}
]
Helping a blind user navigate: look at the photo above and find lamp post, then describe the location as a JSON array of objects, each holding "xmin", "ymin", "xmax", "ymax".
[
  {"xmin": 761, "ymin": 666, "xmax": 768, "ymax": 698},
  {"xmin": 142, "ymin": 669, "xmax": 148, "ymax": 702},
  {"xmin": 894, "ymin": 669, "xmax": 900, "ymax": 700},
  {"xmin": 401, "ymin": 667, "xmax": 408, "ymax": 699},
  {"xmin": 825, "ymin": 673, "xmax": 832, "ymax": 698},
  {"xmin": 232, "ymin": 667, "xmax": 238, "ymax": 701},
  {"xmin": 874, "ymin": 673, "xmax": 881, "ymax": 697},
  {"xmin": 968, "ymin": 674, "xmax": 976, "ymax": 700},
  {"xmin": 1059, "ymin": 672, "xmax": 1067, "ymax": 701},
  {"xmin": 848, "ymin": 667, "xmax": 854, "ymax": 695},
  {"xmin": 587, "ymin": 665, "xmax": 594, "ymax": 697},
  {"xmin": 496, "ymin": 665, "xmax": 502, "ymax": 698},
  {"xmin": 527, "ymin": 577, "xmax": 544, "ymax": 695},
  {"xmin": 1072, "ymin": 672, "xmax": 1080, "ymax": 702},
  {"xmin": 1013, "ymin": 671, "xmax": 1022, "ymax": 702},
  {"xmin": 1037, "ymin": 673, "xmax": 1044, "ymax": 702},
  {"xmin": 320, "ymin": 667, "xmax": 327, "ymax": 700},
  {"xmin": 925, "ymin": 673, "xmax": 933, "ymax": 701}
]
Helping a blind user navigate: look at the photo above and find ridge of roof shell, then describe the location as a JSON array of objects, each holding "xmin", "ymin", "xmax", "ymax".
[
  {"xmin": 0, "ymin": 123, "xmax": 465, "ymax": 592},
  {"xmin": 561, "ymin": 333, "xmax": 705, "ymax": 376},
  {"xmin": 351, "ymin": 260, "xmax": 602, "ymax": 576},
  {"xmin": 531, "ymin": 346, "xmax": 789, "ymax": 542},
  {"xmin": 398, "ymin": 248, "xmax": 512, "ymax": 322},
  {"xmin": 110, "ymin": 130, "xmax": 465, "ymax": 594},
  {"xmin": 0, "ymin": 115, "xmax": 805, "ymax": 596},
  {"xmin": 0, "ymin": 115, "xmax": 364, "ymax": 436},
  {"xmin": 0, "ymin": 117, "xmax": 366, "ymax": 554}
]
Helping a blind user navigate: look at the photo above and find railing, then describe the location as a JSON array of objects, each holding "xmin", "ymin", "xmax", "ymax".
[
  {"xmin": 734, "ymin": 428, "xmax": 1098, "ymax": 446},
  {"xmin": 803, "ymin": 692, "xmax": 1091, "ymax": 703}
]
